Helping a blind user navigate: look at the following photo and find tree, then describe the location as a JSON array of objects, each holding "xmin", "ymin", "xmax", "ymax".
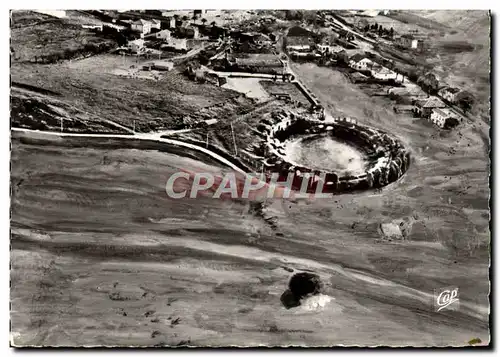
[
  {"xmin": 389, "ymin": 27, "xmax": 394, "ymax": 37},
  {"xmin": 456, "ymin": 91, "xmax": 475, "ymax": 114},
  {"xmin": 182, "ymin": 15, "xmax": 188, "ymax": 22},
  {"xmin": 210, "ymin": 21, "xmax": 216, "ymax": 27},
  {"xmin": 443, "ymin": 117, "xmax": 460, "ymax": 129},
  {"xmin": 417, "ymin": 72, "xmax": 439, "ymax": 94},
  {"xmin": 285, "ymin": 10, "xmax": 303, "ymax": 21},
  {"xmin": 201, "ymin": 18, "xmax": 207, "ymax": 26}
]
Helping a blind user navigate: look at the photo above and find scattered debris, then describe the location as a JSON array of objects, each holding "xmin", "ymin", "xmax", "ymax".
[{"xmin": 108, "ymin": 292, "xmax": 129, "ymax": 301}]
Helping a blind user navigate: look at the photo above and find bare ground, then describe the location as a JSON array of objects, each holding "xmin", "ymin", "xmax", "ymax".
[{"xmin": 10, "ymin": 125, "xmax": 489, "ymax": 346}]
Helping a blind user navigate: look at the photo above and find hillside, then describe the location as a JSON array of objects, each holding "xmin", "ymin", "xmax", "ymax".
[
  {"xmin": 406, "ymin": 10, "xmax": 491, "ymax": 122},
  {"xmin": 10, "ymin": 10, "xmax": 117, "ymax": 63}
]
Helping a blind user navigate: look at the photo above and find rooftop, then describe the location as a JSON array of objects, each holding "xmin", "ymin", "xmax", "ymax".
[
  {"xmin": 372, "ymin": 66, "xmax": 393, "ymax": 75},
  {"xmin": 416, "ymin": 96, "xmax": 446, "ymax": 109},
  {"xmin": 134, "ymin": 19, "xmax": 151, "ymax": 25},
  {"xmin": 287, "ymin": 25, "xmax": 313, "ymax": 37},
  {"xmin": 433, "ymin": 108, "xmax": 455, "ymax": 117},
  {"xmin": 349, "ymin": 53, "xmax": 368, "ymax": 63},
  {"xmin": 286, "ymin": 36, "xmax": 312, "ymax": 46}
]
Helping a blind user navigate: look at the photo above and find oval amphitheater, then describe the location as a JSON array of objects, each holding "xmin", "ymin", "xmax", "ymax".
[{"xmin": 247, "ymin": 110, "xmax": 411, "ymax": 194}]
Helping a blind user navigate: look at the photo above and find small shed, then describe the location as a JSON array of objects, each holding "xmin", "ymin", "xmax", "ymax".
[{"xmin": 380, "ymin": 222, "xmax": 403, "ymax": 239}]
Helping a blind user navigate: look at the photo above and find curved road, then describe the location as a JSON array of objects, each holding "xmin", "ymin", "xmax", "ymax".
[{"xmin": 11, "ymin": 127, "xmax": 246, "ymax": 174}]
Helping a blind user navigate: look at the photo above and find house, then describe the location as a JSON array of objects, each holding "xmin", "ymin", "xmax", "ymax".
[
  {"xmin": 131, "ymin": 19, "xmax": 152, "ymax": 35},
  {"xmin": 380, "ymin": 223, "xmax": 402, "ymax": 239},
  {"xmin": 413, "ymin": 96, "xmax": 446, "ymax": 118},
  {"xmin": 317, "ymin": 44, "xmax": 344, "ymax": 54},
  {"xmin": 348, "ymin": 54, "xmax": 374, "ymax": 71},
  {"xmin": 149, "ymin": 29, "xmax": 171, "ymax": 41},
  {"xmin": 286, "ymin": 26, "xmax": 314, "ymax": 52},
  {"xmin": 128, "ymin": 38, "xmax": 145, "ymax": 54},
  {"xmin": 438, "ymin": 87, "xmax": 461, "ymax": 104},
  {"xmin": 286, "ymin": 36, "xmax": 313, "ymax": 52},
  {"xmin": 150, "ymin": 19, "xmax": 162, "ymax": 30},
  {"xmin": 371, "ymin": 66, "xmax": 400, "ymax": 81},
  {"xmin": 153, "ymin": 60, "xmax": 174, "ymax": 71},
  {"xmin": 396, "ymin": 34, "xmax": 420, "ymax": 50},
  {"xmin": 161, "ymin": 38, "xmax": 188, "ymax": 52},
  {"xmin": 430, "ymin": 108, "xmax": 459, "ymax": 128},
  {"xmin": 393, "ymin": 105, "xmax": 415, "ymax": 114}
]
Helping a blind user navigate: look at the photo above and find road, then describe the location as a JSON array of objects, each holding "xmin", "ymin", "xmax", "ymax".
[
  {"xmin": 330, "ymin": 17, "xmax": 377, "ymax": 45},
  {"xmin": 12, "ymin": 127, "xmax": 246, "ymax": 174}
]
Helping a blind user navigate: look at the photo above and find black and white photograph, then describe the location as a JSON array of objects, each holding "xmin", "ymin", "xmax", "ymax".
[{"xmin": 8, "ymin": 6, "xmax": 492, "ymax": 348}]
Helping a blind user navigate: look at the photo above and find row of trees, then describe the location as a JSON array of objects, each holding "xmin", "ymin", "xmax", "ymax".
[{"xmin": 363, "ymin": 23, "xmax": 395, "ymax": 38}]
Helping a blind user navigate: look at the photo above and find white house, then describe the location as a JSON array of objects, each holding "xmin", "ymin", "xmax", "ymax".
[
  {"xmin": 285, "ymin": 36, "xmax": 312, "ymax": 53},
  {"xmin": 396, "ymin": 34, "xmax": 420, "ymax": 50},
  {"xmin": 317, "ymin": 44, "xmax": 344, "ymax": 54},
  {"xmin": 371, "ymin": 66, "xmax": 399, "ymax": 81},
  {"xmin": 414, "ymin": 96, "xmax": 446, "ymax": 118},
  {"xmin": 161, "ymin": 38, "xmax": 188, "ymax": 51},
  {"xmin": 430, "ymin": 108, "xmax": 457, "ymax": 128},
  {"xmin": 438, "ymin": 87, "xmax": 461, "ymax": 104},
  {"xmin": 128, "ymin": 39, "xmax": 145, "ymax": 54},
  {"xmin": 149, "ymin": 29, "xmax": 171, "ymax": 41},
  {"xmin": 150, "ymin": 19, "xmax": 162, "ymax": 30},
  {"xmin": 131, "ymin": 19, "xmax": 152, "ymax": 35},
  {"xmin": 349, "ymin": 55, "xmax": 374, "ymax": 71}
]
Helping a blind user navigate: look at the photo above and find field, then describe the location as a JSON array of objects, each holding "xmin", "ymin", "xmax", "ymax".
[
  {"xmin": 10, "ymin": 11, "xmax": 115, "ymax": 63},
  {"xmin": 11, "ymin": 130, "xmax": 489, "ymax": 347},
  {"xmin": 260, "ymin": 81, "xmax": 312, "ymax": 107},
  {"xmin": 10, "ymin": 55, "xmax": 255, "ymax": 133},
  {"xmin": 221, "ymin": 78, "xmax": 270, "ymax": 101},
  {"xmin": 283, "ymin": 135, "xmax": 367, "ymax": 176},
  {"xmin": 413, "ymin": 10, "xmax": 491, "ymax": 124}
]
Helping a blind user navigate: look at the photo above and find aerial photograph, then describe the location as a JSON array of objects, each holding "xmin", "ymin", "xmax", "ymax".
[{"xmin": 9, "ymin": 9, "xmax": 491, "ymax": 347}]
